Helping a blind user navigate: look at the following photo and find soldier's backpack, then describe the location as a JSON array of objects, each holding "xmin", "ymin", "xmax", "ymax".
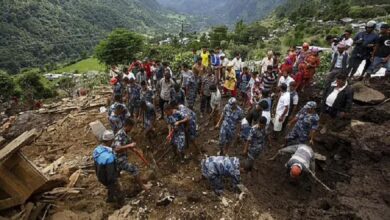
[{"xmin": 93, "ymin": 145, "xmax": 118, "ymax": 187}]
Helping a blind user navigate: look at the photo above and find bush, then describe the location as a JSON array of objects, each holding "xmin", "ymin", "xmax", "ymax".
[
  {"xmin": 16, "ymin": 72, "xmax": 56, "ymax": 101},
  {"xmin": 228, "ymin": 44, "xmax": 250, "ymax": 60},
  {"xmin": 0, "ymin": 71, "xmax": 17, "ymax": 102},
  {"xmin": 314, "ymin": 52, "xmax": 332, "ymax": 90},
  {"xmin": 57, "ymin": 77, "xmax": 76, "ymax": 97},
  {"xmin": 171, "ymin": 52, "xmax": 194, "ymax": 74}
]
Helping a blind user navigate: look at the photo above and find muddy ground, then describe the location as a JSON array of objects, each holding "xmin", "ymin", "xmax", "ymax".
[{"xmin": 0, "ymin": 79, "xmax": 389, "ymax": 220}]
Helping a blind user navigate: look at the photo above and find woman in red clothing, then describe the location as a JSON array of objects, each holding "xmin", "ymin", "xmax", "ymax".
[{"xmin": 295, "ymin": 48, "xmax": 320, "ymax": 91}]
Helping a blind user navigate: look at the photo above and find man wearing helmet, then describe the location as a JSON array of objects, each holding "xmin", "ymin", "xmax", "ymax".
[
  {"xmin": 269, "ymin": 144, "xmax": 315, "ymax": 179},
  {"xmin": 348, "ymin": 20, "xmax": 379, "ymax": 78}
]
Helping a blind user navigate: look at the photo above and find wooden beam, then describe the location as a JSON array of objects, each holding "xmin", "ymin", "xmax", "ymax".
[{"xmin": 0, "ymin": 129, "xmax": 38, "ymax": 164}]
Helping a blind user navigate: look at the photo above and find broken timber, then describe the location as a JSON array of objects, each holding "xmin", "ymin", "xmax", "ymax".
[{"xmin": 0, "ymin": 129, "xmax": 48, "ymax": 210}]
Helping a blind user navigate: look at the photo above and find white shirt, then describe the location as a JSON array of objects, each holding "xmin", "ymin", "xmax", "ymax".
[
  {"xmin": 260, "ymin": 57, "xmax": 274, "ymax": 74},
  {"xmin": 278, "ymin": 76, "xmax": 295, "ymax": 91},
  {"xmin": 222, "ymin": 58, "xmax": 229, "ymax": 67},
  {"xmin": 341, "ymin": 38, "xmax": 354, "ymax": 54},
  {"xmin": 231, "ymin": 57, "xmax": 242, "ymax": 71},
  {"xmin": 333, "ymin": 52, "xmax": 346, "ymax": 68},
  {"xmin": 181, "ymin": 70, "xmax": 192, "ymax": 88},
  {"xmin": 159, "ymin": 78, "xmax": 175, "ymax": 101},
  {"xmin": 276, "ymin": 92, "xmax": 290, "ymax": 116},
  {"xmin": 292, "ymin": 92, "xmax": 299, "ymax": 105},
  {"xmin": 261, "ymin": 111, "xmax": 271, "ymax": 128},
  {"xmin": 210, "ymin": 88, "xmax": 221, "ymax": 110},
  {"xmin": 325, "ymin": 82, "xmax": 348, "ymax": 107}
]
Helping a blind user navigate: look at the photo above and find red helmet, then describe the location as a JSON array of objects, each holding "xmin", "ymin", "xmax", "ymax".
[
  {"xmin": 290, "ymin": 164, "xmax": 302, "ymax": 178},
  {"xmin": 110, "ymin": 77, "xmax": 118, "ymax": 85}
]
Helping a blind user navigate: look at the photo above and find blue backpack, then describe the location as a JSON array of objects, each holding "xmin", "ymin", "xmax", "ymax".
[{"xmin": 93, "ymin": 145, "xmax": 118, "ymax": 186}]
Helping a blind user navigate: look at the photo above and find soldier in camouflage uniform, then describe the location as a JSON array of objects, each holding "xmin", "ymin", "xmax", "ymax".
[
  {"xmin": 140, "ymin": 81, "xmax": 154, "ymax": 103},
  {"xmin": 126, "ymin": 77, "xmax": 142, "ymax": 118},
  {"xmin": 170, "ymin": 83, "xmax": 186, "ymax": 106},
  {"xmin": 243, "ymin": 116, "xmax": 268, "ymax": 171},
  {"xmin": 109, "ymin": 104, "xmax": 130, "ymax": 134},
  {"xmin": 201, "ymin": 156, "xmax": 241, "ymax": 195},
  {"xmin": 185, "ymin": 70, "xmax": 198, "ymax": 110},
  {"xmin": 286, "ymin": 101, "xmax": 319, "ymax": 145},
  {"xmin": 216, "ymin": 98, "xmax": 244, "ymax": 155},
  {"xmin": 111, "ymin": 118, "xmax": 150, "ymax": 191},
  {"xmin": 139, "ymin": 100, "xmax": 156, "ymax": 138},
  {"xmin": 164, "ymin": 103, "xmax": 188, "ymax": 161},
  {"xmin": 108, "ymin": 94, "xmax": 130, "ymax": 119}
]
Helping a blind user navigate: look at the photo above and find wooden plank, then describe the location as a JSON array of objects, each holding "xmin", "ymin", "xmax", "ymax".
[{"xmin": 0, "ymin": 129, "xmax": 37, "ymax": 164}]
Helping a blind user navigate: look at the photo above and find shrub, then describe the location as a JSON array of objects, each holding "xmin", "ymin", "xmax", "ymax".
[
  {"xmin": 0, "ymin": 71, "xmax": 16, "ymax": 102},
  {"xmin": 16, "ymin": 72, "xmax": 56, "ymax": 101}
]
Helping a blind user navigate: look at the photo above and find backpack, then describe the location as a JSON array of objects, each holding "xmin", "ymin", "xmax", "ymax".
[{"xmin": 93, "ymin": 145, "xmax": 118, "ymax": 187}]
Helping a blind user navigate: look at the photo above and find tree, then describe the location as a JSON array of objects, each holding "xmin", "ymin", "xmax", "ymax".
[
  {"xmin": 57, "ymin": 77, "xmax": 76, "ymax": 97},
  {"xmin": 0, "ymin": 71, "xmax": 16, "ymax": 102},
  {"xmin": 209, "ymin": 25, "xmax": 229, "ymax": 48},
  {"xmin": 16, "ymin": 72, "xmax": 56, "ymax": 102},
  {"xmin": 95, "ymin": 29, "xmax": 144, "ymax": 65}
]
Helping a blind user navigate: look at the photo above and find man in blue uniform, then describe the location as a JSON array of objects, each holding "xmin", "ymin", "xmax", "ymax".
[
  {"xmin": 216, "ymin": 98, "xmax": 244, "ymax": 155},
  {"xmin": 201, "ymin": 156, "xmax": 241, "ymax": 196},
  {"xmin": 286, "ymin": 101, "xmax": 319, "ymax": 145}
]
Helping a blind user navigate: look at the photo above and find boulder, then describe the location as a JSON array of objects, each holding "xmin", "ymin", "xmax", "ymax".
[{"xmin": 352, "ymin": 82, "xmax": 385, "ymax": 104}]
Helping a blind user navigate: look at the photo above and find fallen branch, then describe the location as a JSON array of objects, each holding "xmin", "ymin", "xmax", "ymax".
[{"xmin": 307, "ymin": 169, "xmax": 334, "ymax": 192}]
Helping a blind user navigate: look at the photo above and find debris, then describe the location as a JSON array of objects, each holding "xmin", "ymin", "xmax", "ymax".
[
  {"xmin": 0, "ymin": 136, "xmax": 5, "ymax": 146},
  {"xmin": 352, "ymin": 82, "xmax": 385, "ymax": 104},
  {"xmin": 0, "ymin": 129, "xmax": 47, "ymax": 210},
  {"xmin": 187, "ymin": 193, "xmax": 202, "ymax": 203},
  {"xmin": 89, "ymin": 120, "xmax": 106, "ymax": 140},
  {"xmin": 0, "ymin": 129, "xmax": 38, "ymax": 163},
  {"xmin": 99, "ymin": 107, "xmax": 107, "ymax": 113},
  {"xmin": 221, "ymin": 197, "xmax": 229, "ymax": 207},
  {"xmin": 108, "ymin": 205, "xmax": 133, "ymax": 220},
  {"xmin": 157, "ymin": 194, "xmax": 175, "ymax": 206},
  {"xmin": 67, "ymin": 169, "xmax": 82, "ymax": 188},
  {"xmin": 42, "ymin": 156, "xmax": 65, "ymax": 175}
]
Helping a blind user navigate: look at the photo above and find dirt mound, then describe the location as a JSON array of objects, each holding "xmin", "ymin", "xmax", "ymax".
[{"xmin": 1, "ymin": 82, "xmax": 389, "ymax": 219}]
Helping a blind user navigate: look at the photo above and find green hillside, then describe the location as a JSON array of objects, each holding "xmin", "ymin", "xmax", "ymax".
[
  {"xmin": 0, "ymin": 0, "xmax": 186, "ymax": 74},
  {"xmin": 54, "ymin": 58, "xmax": 106, "ymax": 73}
]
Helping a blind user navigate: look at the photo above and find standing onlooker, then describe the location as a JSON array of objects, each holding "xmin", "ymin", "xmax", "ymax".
[
  {"xmin": 366, "ymin": 24, "xmax": 389, "ymax": 84},
  {"xmin": 273, "ymin": 83, "xmax": 290, "ymax": 135},
  {"xmin": 327, "ymin": 43, "xmax": 349, "ymax": 86},
  {"xmin": 321, "ymin": 74, "xmax": 353, "ymax": 133},
  {"xmin": 278, "ymin": 68, "xmax": 295, "ymax": 91},
  {"xmin": 239, "ymin": 67, "xmax": 251, "ymax": 106},
  {"xmin": 223, "ymin": 64, "xmax": 237, "ymax": 97},
  {"xmin": 232, "ymin": 53, "xmax": 243, "ymax": 81},
  {"xmin": 348, "ymin": 21, "xmax": 379, "ymax": 78},
  {"xmin": 180, "ymin": 63, "xmax": 192, "ymax": 92},
  {"xmin": 340, "ymin": 29, "xmax": 354, "ymax": 55},
  {"xmin": 157, "ymin": 70, "xmax": 175, "ymax": 119},
  {"xmin": 200, "ymin": 68, "xmax": 216, "ymax": 118},
  {"xmin": 261, "ymin": 65, "xmax": 277, "ymax": 92},
  {"xmin": 200, "ymin": 47, "xmax": 210, "ymax": 67},
  {"xmin": 260, "ymin": 51, "xmax": 274, "ymax": 74}
]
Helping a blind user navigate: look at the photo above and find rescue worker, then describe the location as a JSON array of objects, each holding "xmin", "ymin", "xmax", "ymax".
[
  {"xmin": 93, "ymin": 130, "xmax": 122, "ymax": 204},
  {"xmin": 108, "ymin": 94, "xmax": 129, "ymax": 119},
  {"xmin": 185, "ymin": 64, "xmax": 198, "ymax": 110},
  {"xmin": 201, "ymin": 156, "xmax": 243, "ymax": 196},
  {"xmin": 271, "ymin": 144, "xmax": 315, "ymax": 179},
  {"xmin": 126, "ymin": 76, "xmax": 142, "ymax": 118},
  {"xmin": 216, "ymin": 97, "xmax": 244, "ymax": 155},
  {"xmin": 164, "ymin": 103, "xmax": 188, "ymax": 162},
  {"xmin": 139, "ymin": 100, "xmax": 156, "ymax": 138},
  {"xmin": 286, "ymin": 101, "xmax": 319, "ymax": 145},
  {"xmin": 109, "ymin": 104, "xmax": 129, "ymax": 134},
  {"xmin": 112, "ymin": 118, "xmax": 150, "ymax": 191},
  {"xmin": 243, "ymin": 116, "xmax": 268, "ymax": 171}
]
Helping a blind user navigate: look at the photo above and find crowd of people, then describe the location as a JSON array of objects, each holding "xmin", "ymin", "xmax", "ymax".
[{"xmin": 93, "ymin": 21, "xmax": 389, "ymax": 203}]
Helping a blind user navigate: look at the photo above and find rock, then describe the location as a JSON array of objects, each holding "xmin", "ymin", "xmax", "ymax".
[
  {"xmin": 156, "ymin": 195, "xmax": 175, "ymax": 206},
  {"xmin": 51, "ymin": 209, "xmax": 103, "ymax": 220},
  {"xmin": 352, "ymin": 82, "xmax": 385, "ymax": 104},
  {"xmin": 108, "ymin": 205, "xmax": 133, "ymax": 220},
  {"xmin": 259, "ymin": 212, "xmax": 275, "ymax": 220},
  {"xmin": 221, "ymin": 197, "xmax": 229, "ymax": 207}
]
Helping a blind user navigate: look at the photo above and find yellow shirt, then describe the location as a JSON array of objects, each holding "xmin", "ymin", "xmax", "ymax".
[
  {"xmin": 201, "ymin": 51, "xmax": 210, "ymax": 67},
  {"xmin": 223, "ymin": 69, "xmax": 236, "ymax": 91}
]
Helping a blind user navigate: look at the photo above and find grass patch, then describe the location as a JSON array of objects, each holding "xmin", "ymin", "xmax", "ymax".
[{"xmin": 54, "ymin": 58, "xmax": 106, "ymax": 73}]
